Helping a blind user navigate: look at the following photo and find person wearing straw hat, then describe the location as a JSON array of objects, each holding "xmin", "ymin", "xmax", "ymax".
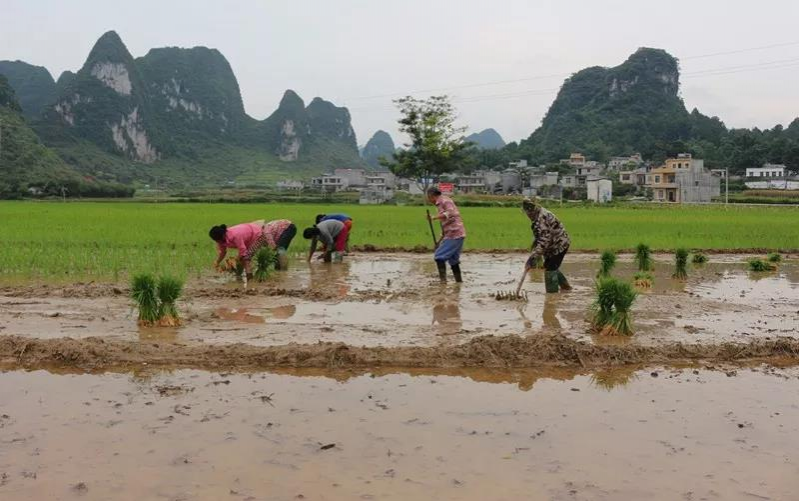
[{"xmin": 522, "ymin": 198, "xmax": 571, "ymax": 293}]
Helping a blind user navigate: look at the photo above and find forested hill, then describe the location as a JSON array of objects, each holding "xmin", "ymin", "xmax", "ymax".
[
  {"xmin": 508, "ymin": 48, "xmax": 799, "ymax": 173},
  {"xmin": 0, "ymin": 30, "xmax": 364, "ymax": 191}
]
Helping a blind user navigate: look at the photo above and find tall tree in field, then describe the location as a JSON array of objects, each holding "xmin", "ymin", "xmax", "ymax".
[{"xmin": 381, "ymin": 95, "xmax": 470, "ymax": 189}]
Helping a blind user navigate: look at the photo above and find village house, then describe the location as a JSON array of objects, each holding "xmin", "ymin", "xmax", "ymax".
[
  {"xmin": 619, "ymin": 166, "xmax": 649, "ymax": 186},
  {"xmin": 746, "ymin": 164, "xmax": 786, "ymax": 178},
  {"xmin": 276, "ymin": 180, "xmax": 304, "ymax": 191},
  {"xmin": 608, "ymin": 153, "xmax": 643, "ymax": 170},
  {"xmin": 312, "ymin": 168, "xmax": 395, "ymax": 194},
  {"xmin": 646, "ymin": 154, "xmax": 720, "ymax": 203},
  {"xmin": 586, "ymin": 178, "xmax": 613, "ymax": 203}
]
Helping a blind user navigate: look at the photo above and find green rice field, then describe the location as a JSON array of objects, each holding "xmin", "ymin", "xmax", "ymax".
[{"xmin": 1, "ymin": 201, "xmax": 797, "ymax": 281}]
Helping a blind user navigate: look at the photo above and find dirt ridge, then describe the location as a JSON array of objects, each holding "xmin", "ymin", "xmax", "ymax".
[{"xmin": 2, "ymin": 334, "xmax": 799, "ymax": 372}]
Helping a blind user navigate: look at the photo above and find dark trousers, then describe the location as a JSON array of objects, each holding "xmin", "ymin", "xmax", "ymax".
[
  {"xmin": 276, "ymin": 224, "xmax": 297, "ymax": 250},
  {"xmin": 544, "ymin": 248, "xmax": 568, "ymax": 271}
]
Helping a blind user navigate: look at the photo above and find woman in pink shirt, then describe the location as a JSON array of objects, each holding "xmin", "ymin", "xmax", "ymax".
[{"xmin": 209, "ymin": 219, "xmax": 296, "ymax": 276}]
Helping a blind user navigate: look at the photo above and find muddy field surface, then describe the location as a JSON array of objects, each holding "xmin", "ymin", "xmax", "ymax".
[
  {"xmin": 0, "ymin": 254, "xmax": 796, "ymax": 357},
  {"xmin": 1, "ymin": 365, "xmax": 798, "ymax": 501}
]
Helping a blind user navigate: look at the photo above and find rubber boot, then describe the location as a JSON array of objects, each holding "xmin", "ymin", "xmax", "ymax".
[
  {"xmin": 557, "ymin": 271, "xmax": 572, "ymax": 291},
  {"xmin": 451, "ymin": 263, "xmax": 463, "ymax": 283},
  {"xmin": 436, "ymin": 260, "xmax": 447, "ymax": 283},
  {"xmin": 544, "ymin": 270, "xmax": 560, "ymax": 293},
  {"xmin": 276, "ymin": 249, "xmax": 288, "ymax": 271}
]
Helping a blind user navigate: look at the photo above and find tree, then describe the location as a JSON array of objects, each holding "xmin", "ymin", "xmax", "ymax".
[{"xmin": 381, "ymin": 95, "xmax": 471, "ymax": 189}]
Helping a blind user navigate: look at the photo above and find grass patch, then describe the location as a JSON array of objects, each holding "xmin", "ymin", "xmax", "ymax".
[{"xmin": 1, "ymin": 201, "xmax": 798, "ymax": 281}]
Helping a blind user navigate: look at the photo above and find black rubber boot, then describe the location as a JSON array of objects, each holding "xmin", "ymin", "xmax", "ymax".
[
  {"xmin": 436, "ymin": 260, "xmax": 447, "ymax": 282},
  {"xmin": 557, "ymin": 271, "xmax": 572, "ymax": 291},
  {"xmin": 451, "ymin": 263, "xmax": 463, "ymax": 283},
  {"xmin": 544, "ymin": 270, "xmax": 560, "ymax": 293}
]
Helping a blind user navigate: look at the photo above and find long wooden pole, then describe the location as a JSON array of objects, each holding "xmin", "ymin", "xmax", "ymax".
[{"xmin": 426, "ymin": 209, "xmax": 438, "ymax": 248}]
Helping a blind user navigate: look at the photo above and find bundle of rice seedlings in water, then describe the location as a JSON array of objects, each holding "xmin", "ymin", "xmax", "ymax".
[
  {"xmin": 673, "ymin": 248, "xmax": 689, "ymax": 280},
  {"xmin": 748, "ymin": 258, "xmax": 776, "ymax": 272},
  {"xmin": 590, "ymin": 278, "xmax": 637, "ymax": 336},
  {"xmin": 253, "ymin": 247, "xmax": 277, "ymax": 282},
  {"xmin": 529, "ymin": 255, "xmax": 544, "ymax": 269},
  {"xmin": 603, "ymin": 280, "xmax": 637, "ymax": 336},
  {"xmin": 157, "ymin": 275, "xmax": 184, "ymax": 326},
  {"xmin": 221, "ymin": 256, "xmax": 244, "ymax": 277},
  {"xmin": 767, "ymin": 253, "xmax": 782, "ymax": 264},
  {"xmin": 633, "ymin": 271, "xmax": 653, "ymax": 288},
  {"xmin": 131, "ymin": 273, "xmax": 159, "ymax": 326},
  {"xmin": 634, "ymin": 243, "xmax": 653, "ymax": 272},
  {"xmin": 597, "ymin": 250, "xmax": 616, "ymax": 278},
  {"xmin": 590, "ymin": 277, "xmax": 617, "ymax": 332},
  {"xmin": 692, "ymin": 253, "xmax": 708, "ymax": 264}
]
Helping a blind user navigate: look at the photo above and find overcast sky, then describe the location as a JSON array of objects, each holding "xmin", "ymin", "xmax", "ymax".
[{"xmin": 2, "ymin": 0, "xmax": 798, "ymax": 146}]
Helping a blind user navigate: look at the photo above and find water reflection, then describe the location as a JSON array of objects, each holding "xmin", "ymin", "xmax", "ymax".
[
  {"xmin": 432, "ymin": 302, "xmax": 462, "ymax": 334},
  {"xmin": 589, "ymin": 366, "xmax": 639, "ymax": 391},
  {"xmin": 308, "ymin": 261, "xmax": 352, "ymax": 297},
  {"xmin": 213, "ymin": 308, "xmax": 265, "ymax": 324}
]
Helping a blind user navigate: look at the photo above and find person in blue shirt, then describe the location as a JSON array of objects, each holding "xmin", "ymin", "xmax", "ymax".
[{"xmin": 315, "ymin": 213, "xmax": 353, "ymax": 252}]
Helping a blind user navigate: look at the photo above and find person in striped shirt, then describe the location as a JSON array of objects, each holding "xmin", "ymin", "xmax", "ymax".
[{"xmin": 209, "ymin": 219, "xmax": 297, "ymax": 277}]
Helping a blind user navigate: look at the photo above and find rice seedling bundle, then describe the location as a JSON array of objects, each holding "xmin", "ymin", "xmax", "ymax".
[
  {"xmin": 254, "ymin": 247, "xmax": 277, "ymax": 282},
  {"xmin": 131, "ymin": 273, "xmax": 184, "ymax": 327},
  {"xmin": 131, "ymin": 273, "xmax": 159, "ymax": 326},
  {"xmin": 590, "ymin": 277, "xmax": 618, "ymax": 331},
  {"xmin": 673, "ymin": 248, "xmax": 689, "ymax": 280},
  {"xmin": 633, "ymin": 271, "xmax": 653, "ymax": 288},
  {"xmin": 597, "ymin": 250, "xmax": 616, "ymax": 278},
  {"xmin": 157, "ymin": 275, "xmax": 184, "ymax": 326},
  {"xmin": 748, "ymin": 258, "xmax": 776, "ymax": 272},
  {"xmin": 692, "ymin": 253, "xmax": 708, "ymax": 264},
  {"xmin": 529, "ymin": 255, "xmax": 544, "ymax": 269},
  {"xmin": 590, "ymin": 277, "xmax": 637, "ymax": 336},
  {"xmin": 635, "ymin": 243, "xmax": 653, "ymax": 272},
  {"xmin": 767, "ymin": 253, "xmax": 782, "ymax": 263}
]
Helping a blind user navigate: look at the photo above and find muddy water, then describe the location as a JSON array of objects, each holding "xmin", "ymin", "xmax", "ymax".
[
  {"xmin": 1, "ymin": 254, "xmax": 797, "ymax": 348},
  {"xmin": 1, "ymin": 366, "xmax": 798, "ymax": 500}
]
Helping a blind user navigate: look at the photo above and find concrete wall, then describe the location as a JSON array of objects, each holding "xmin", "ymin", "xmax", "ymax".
[{"xmin": 677, "ymin": 168, "xmax": 721, "ymax": 203}]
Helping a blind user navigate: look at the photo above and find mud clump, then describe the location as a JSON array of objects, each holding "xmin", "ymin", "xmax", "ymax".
[{"xmin": 2, "ymin": 334, "xmax": 799, "ymax": 372}]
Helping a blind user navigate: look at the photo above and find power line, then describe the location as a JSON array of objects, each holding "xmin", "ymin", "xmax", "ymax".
[
  {"xmin": 340, "ymin": 41, "xmax": 799, "ymax": 105},
  {"xmin": 682, "ymin": 41, "xmax": 799, "ymax": 60}
]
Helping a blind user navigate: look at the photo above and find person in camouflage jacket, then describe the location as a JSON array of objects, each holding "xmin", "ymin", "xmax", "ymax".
[{"xmin": 522, "ymin": 198, "xmax": 572, "ymax": 293}]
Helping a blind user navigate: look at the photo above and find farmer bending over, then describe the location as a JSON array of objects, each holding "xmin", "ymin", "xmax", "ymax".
[
  {"xmin": 304, "ymin": 218, "xmax": 349, "ymax": 263},
  {"xmin": 426, "ymin": 186, "xmax": 466, "ymax": 283},
  {"xmin": 209, "ymin": 219, "xmax": 297, "ymax": 277},
  {"xmin": 522, "ymin": 199, "xmax": 571, "ymax": 293},
  {"xmin": 315, "ymin": 213, "xmax": 353, "ymax": 252}
]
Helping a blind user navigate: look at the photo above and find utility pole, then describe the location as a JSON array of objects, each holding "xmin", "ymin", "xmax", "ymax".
[{"xmin": 725, "ymin": 168, "xmax": 729, "ymax": 206}]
